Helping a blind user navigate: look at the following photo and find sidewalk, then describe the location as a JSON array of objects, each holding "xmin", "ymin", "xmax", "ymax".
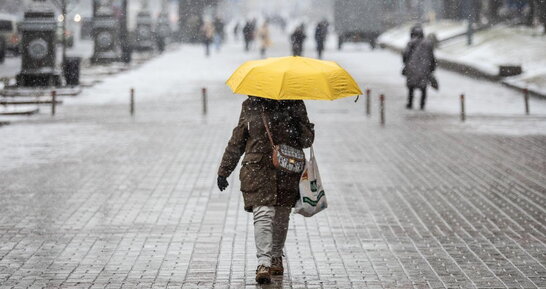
[
  {"xmin": 378, "ymin": 21, "xmax": 546, "ymax": 97},
  {"xmin": 0, "ymin": 28, "xmax": 545, "ymax": 288}
]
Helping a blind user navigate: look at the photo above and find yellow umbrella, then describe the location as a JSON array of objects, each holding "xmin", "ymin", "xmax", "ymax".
[{"xmin": 226, "ymin": 56, "xmax": 362, "ymax": 100}]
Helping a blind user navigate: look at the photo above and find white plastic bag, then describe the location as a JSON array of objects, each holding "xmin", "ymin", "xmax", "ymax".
[{"xmin": 294, "ymin": 147, "xmax": 327, "ymax": 217}]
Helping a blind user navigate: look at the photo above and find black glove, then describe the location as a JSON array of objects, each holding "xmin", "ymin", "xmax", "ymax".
[{"xmin": 217, "ymin": 176, "xmax": 229, "ymax": 191}]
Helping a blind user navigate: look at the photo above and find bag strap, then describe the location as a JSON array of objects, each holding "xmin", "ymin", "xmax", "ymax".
[{"xmin": 261, "ymin": 112, "xmax": 276, "ymax": 148}]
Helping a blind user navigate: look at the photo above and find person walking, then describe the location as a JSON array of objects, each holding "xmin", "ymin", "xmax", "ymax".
[
  {"xmin": 155, "ymin": 32, "xmax": 166, "ymax": 53},
  {"xmin": 201, "ymin": 21, "xmax": 215, "ymax": 57},
  {"xmin": 217, "ymin": 97, "xmax": 315, "ymax": 284},
  {"xmin": 213, "ymin": 17, "xmax": 225, "ymax": 51},
  {"xmin": 290, "ymin": 24, "xmax": 307, "ymax": 56},
  {"xmin": 314, "ymin": 20, "xmax": 329, "ymax": 59},
  {"xmin": 0, "ymin": 36, "xmax": 5, "ymax": 64},
  {"xmin": 402, "ymin": 25, "xmax": 436, "ymax": 110},
  {"xmin": 258, "ymin": 21, "xmax": 271, "ymax": 57},
  {"xmin": 233, "ymin": 22, "xmax": 240, "ymax": 41},
  {"xmin": 243, "ymin": 19, "xmax": 256, "ymax": 52}
]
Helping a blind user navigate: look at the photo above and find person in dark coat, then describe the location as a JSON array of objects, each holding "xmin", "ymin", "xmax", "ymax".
[
  {"xmin": 233, "ymin": 22, "xmax": 240, "ymax": 41},
  {"xmin": 291, "ymin": 24, "xmax": 307, "ymax": 56},
  {"xmin": 201, "ymin": 21, "xmax": 215, "ymax": 57},
  {"xmin": 155, "ymin": 33, "xmax": 166, "ymax": 53},
  {"xmin": 0, "ymin": 36, "xmax": 5, "ymax": 64},
  {"xmin": 213, "ymin": 17, "xmax": 225, "ymax": 51},
  {"xmin": 243, "ymin": 19, "xmax": 256, "ymax": 52},
  {"xmin": 402, "ymin": 25, "xmax": 437, "ymax": 110},
  {"xmin": 314, "ymin": 20, "xmax": 329, "ymax": 59},
  {"xmin": 217, "ymin": 96, "xmax": 314, "ymax": 284}
]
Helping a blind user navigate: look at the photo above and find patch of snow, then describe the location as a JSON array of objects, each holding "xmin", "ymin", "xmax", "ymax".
[
  {"xmin": 378, "ymin": 20, "xmax": 468, "ymax": 50},
  {"xmin": 380, "ymin": 21, "xmax": 546, "ymax": 96}
]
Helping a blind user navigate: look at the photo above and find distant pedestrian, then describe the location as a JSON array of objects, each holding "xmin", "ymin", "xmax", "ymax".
[
  {"xmin": 213, "ymin": 17, "xmax": 225, "ymax": 51},
  {"xmin": 291, "ymin": 24, "xmax": 306, "ymax": 56},
  {"xmin": 201, "ymin": 21, "xmax": 215, "ymax": 57},
  {"xmin": 314, "ymin": 20, "xmax": 329, "ymax": 59},
  {"xmin": 280, "ymin": 18, "xmax": 287, "ymax": 33},
  {"xmin": 233, "ymin": 22, "xmax": 240, "ymax": 41},
  {"xmin": 0, "ymin": 36, "xmax": 5, "ymax": 64},
  {"xmin": 155, "ymin": 33, "xmax": 166, "ymax": 53},
  {"xmin": 121, "ymin": 33, "xmax": 133, "ymax": 63},
  {"xmin": 243, "ymin": 19, "xmax": 256, "ymax": 52},
  {"xmin": 217, "ymin": 96, "xmax": 315, "ymax": 284},
  {"xmin": 258, "ymin": 21, "xmax": 271, "ymax": 57},
  {"xmin": 188, "ymin": 15, "xmax": 203, "ymax": 43},
  {"xmin": 402, "ymin": 25, "xmax": 436, "ymax": 110}
]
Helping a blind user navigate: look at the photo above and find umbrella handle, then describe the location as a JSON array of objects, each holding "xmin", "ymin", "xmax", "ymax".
[{"xmin": 354, "ymin": 95, "xmax": 360, "ymax": 103}]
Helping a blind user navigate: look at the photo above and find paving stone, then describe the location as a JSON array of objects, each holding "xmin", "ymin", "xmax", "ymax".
[{"xmin": 0, "ymin": 41, "xmax": 545, "ymax": 289}]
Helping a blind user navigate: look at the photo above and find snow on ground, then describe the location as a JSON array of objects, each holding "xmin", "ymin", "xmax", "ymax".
[
  {"xmin": 65, "ymin": 42, "xmax": 253, "ymax": 106},
  {"xmin": 0, "ymin": 56, "xmax": 20, "ymax": 79},
  {"xmin": 378, "ymin": 20, "xmax": 468, "ymax": 50},
  {"xmin": 328, "ymin": 27, "xmax": 546, "ymax": 136},
  {"xmin": 438, "ymin": 25, "xmax": 546, "ymax": 78},
  {"xmin": 0, "ymin": 105, "xmax": 38, "ymax": 114},
  {"xmin": 2, "ymin": 25, "xmax": 545, "ymax": 137},
  {"xmin": 326, "ymin": 38, "xmax": 546, "ymax": 116},
  {"xmin": 379, "ymin": 21, "xmax": 546, "ymax": 96}
]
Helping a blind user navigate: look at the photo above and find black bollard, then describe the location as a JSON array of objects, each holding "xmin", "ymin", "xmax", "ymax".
[
  {"xmin": 51, "ymin": 90, "xmax": 56, "ymax": 116},
  {"xmin": 460, "ymin": 94, "xmax": 465, "ymax": 122},
  {"xmin": 379, "ymin": 94, "xmax": 385, "ymax": 125},
  {"xmin": 130, "ymin": 88, "xmax": 135, "ymax": 115},
  {"xmin": 202, "ymin": 88, "xmax": 208, "ymax": 115},
  {"xmin": 366, "ymin": 89, "xmax": 371, "ymax": 116},
  {"xmin": 524, "ymin": 88, "xmax": 530, "ymax": 115}
]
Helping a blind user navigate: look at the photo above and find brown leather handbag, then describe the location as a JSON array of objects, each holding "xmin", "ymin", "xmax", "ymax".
[{"xmin": 261, "ymin": 113, "xmax": 306, "ymax": 174}]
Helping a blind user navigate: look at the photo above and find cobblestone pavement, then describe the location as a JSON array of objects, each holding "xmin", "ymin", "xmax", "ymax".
[{"xmin": 0, "ymin": 34, "xmax": 545, "ymax": 288}]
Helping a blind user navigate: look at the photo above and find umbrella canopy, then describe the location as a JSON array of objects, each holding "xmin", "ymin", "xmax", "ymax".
[{"xmin": 226, "ymin": 56, "xmax": 362, "ymax": 100}]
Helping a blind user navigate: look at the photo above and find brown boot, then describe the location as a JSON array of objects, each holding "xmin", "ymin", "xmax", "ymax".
[
  {"xmin": 255, "ymin": 265, "xmax": 271, "ymax": 284},
  {"xmin": 270, "ymin": 257, "xmax": 284, "ymax": 275}
]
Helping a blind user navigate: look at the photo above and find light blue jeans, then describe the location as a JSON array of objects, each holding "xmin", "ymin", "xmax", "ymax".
[{"xmin": 252, "ymin": 206, "xmax": 291, "ymax": 267}]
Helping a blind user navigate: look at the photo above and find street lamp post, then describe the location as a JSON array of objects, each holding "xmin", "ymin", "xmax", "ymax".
[
  {"xmin": 465, "ymin": 0, "xmax": 476, "ymax": 46},
  {"xmin": 61, "ymin": 0, "xmax": 67, "ymax": 69}
]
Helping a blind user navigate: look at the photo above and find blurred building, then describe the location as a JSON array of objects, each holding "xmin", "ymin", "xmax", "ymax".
[
  {"xmin": 0, "ymin": 0, "xmax": 32, "ymax": 18},
  {"xmin": 178, "ymin": 0, "xmax": 218, "ymax": 42}
]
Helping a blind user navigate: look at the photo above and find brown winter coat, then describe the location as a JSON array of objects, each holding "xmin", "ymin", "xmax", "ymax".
[{"xmin": 218, "ymin": 97, "xmax": 315, "ymax": 212}]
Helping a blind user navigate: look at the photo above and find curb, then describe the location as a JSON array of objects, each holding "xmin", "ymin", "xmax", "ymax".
[{"xmin": 0, "ymin": 108, "xmax": 40, "ymax": 116}]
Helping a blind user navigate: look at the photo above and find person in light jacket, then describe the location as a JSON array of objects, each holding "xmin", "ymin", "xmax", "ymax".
[{"xmin": 258, "ymin": 21, "xmax": 272, "ymax": 57}]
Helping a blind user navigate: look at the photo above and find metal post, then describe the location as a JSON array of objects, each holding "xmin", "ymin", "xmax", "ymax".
[
  {"xmin": 366, "ymin": 89, "xmax": 371, "ymax": 116},
  {"xmin": 466, "ymin": 0, "xmax": 475, "ymax": 46},
  {"xmin": 460, "ymin": 94, "xmax": 465, "ymax": 122},
  {"xmin": 130, "ymin": 88, "xmax": 135, "ymax": 115},
  {"xmin": 2, "ymin": 78, "xmax": 8, "ymax": 88},
  {"xmin": 61, "ymin": 0, "xmax": 67, "ymax": 69},
  {"xmin": 524, "ymin": 88, "xmax": 530, "ymax": 115},
  {"xmin": 51, "ymin": 90, "xmax": 57, "ymax": 116},
  {"xmin": 379, "ymin": 94, "xmax": 385, "ymax": 125},
  {"xmin": 202, "ymin": 87, "xmax": 207, "ymax": 115},
  {"xmin": 466, "ymin": 18, "xmax": 473, "ymax": 46}
]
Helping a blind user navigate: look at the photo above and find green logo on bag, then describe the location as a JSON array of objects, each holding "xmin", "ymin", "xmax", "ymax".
[
  {"xmin": 310, "ymin": 180, "xmax": 318, "ymax": 192},
  {"xmin": 302, "ymin": 190, "xmax": 325, "ymax": 206}
]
